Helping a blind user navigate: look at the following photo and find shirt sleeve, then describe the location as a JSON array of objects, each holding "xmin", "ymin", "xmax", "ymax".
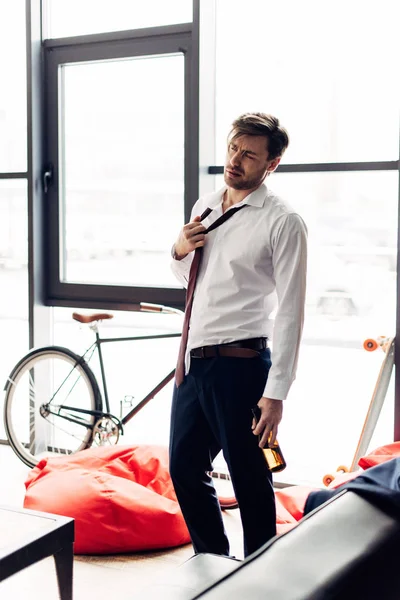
[
  {"xmin": 170, "ymin": 198, "xmax": 204, "ymax": 288},
  {"xmin": 170, "ymin": 252, "xmax": 193, "ymax": 288},
  {"xmin": 263, "ymin": 212, "xmax": 308, "ymax": 400}
]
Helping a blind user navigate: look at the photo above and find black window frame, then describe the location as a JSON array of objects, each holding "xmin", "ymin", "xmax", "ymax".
[{"xmin": 43, "ymin": 23, "xmax": 199, "ymax": 311}]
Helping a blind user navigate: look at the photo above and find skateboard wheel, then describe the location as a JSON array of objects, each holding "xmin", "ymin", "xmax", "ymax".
[
  {"xmin": 364, "ymin": 339, "xmax": 378, "ymax": 351},
  {"xmin": 337, "ymin": 465, "xmax": 349, "ymax": 473},
  {"xmin": 323, "ymin": 474, "xmax": 334, "ymax": 486}
]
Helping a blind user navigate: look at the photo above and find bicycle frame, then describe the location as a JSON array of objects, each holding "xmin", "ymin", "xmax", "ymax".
[
  {"xmin": 43, "ymin": 329, "xmax": 179, "ymax": 434},
  {"xmin": 40, "ymin": 305, "xmax": 182, "ymax": 436},
  {"xmin": 90, "ymin": 327, "xmax": 179, "ymax": 426}
]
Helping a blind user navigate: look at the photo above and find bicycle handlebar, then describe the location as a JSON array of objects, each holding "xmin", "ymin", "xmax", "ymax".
[{"xmin": 139, "ymin": 302, "xmax": 184, "ymax": 316}]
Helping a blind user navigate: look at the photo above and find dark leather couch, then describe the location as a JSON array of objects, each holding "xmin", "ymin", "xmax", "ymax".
[
  {"xmin": 133, "ymin": 489, "xmax": 400, "ymax": 599},
  {"xmin": 193, "ymin": 489, "xmax": 400, "ymax": 599}
]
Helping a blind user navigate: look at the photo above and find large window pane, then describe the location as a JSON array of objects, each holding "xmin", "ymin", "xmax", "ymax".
[
  {"xmin": 271, "ymin": 170, "xmax": 398, "ymax": 333},
  {"xmin": 45, "ymin": 0, "xmax": 192, "ymax": 39},
  {"xmin": 60, "ymin": 54, "xmax": 184, "ymax": 288},
  {"xmin": 215, "ymin": 0, "xmax": 400, "ymax": 164},
  {"xmin": 281, "ymin": 171, "xmax": 397, "ymax": 485},
  {"xmin": 0, "ymin": 180, "xmax": 29, "ymax": 439},
  {"xmin": 216, "ymin": 170, "xmax": 398, "ymax": 484},
  {"xmin": 0, "ymin": 2, "xmax": 27, "ymax": 172}
]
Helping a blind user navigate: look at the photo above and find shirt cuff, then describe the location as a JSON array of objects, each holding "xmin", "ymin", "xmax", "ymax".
[
  {"xmin": 262, "ymin": 377, "xmax": 293, "ymax": 401},
  {"xmin": 172, "ymin": 253, "xmax": 192, "ymax": 265},
  {"xmin": 170, "ymin": 253, "xmax": 192, "ymax": 287}
]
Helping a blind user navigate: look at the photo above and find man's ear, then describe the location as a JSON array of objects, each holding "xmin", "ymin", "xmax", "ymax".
[{"xmin": 267, "ymin": 157, "xmax": 281, "ymax": 174}]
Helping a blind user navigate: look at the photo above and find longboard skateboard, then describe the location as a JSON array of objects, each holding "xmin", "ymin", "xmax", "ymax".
[{"xmin": 323, "ymin": 335, "xmax": 395, "ymax": 486}]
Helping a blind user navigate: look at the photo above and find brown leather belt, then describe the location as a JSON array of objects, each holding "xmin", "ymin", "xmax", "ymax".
[{"xmin": 190, "ymin": 338, "xmax": 268, "ymax": 359}]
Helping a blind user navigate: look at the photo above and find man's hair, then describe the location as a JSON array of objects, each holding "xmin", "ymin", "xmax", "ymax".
[{"xmin": 228, "ymin": 112, "xmax": 289, "ymax": 160}]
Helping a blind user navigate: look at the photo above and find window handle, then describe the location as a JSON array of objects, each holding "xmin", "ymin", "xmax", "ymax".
[{"xmin": 43, "ymin": 164, "xmax": 53, "ymax": 194}]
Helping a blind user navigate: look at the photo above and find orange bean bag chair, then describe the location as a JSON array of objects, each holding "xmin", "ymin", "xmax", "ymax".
[
  {"xmin": 275, "ymin": 485, "xmax": 317, "ymax": 534},
  {"xmin": 358, "ymin": 441, "xmax": 400, "ymax": 469},
  {"xmin": 274, "ymin": 442, "xmax": 400, "ymax": 534},
  {"xmin": 24, "ymin": 445, "xmax": 190, "ymax": 554},
  {"xmin": 24, "ymin": 441, "xmax": 400, "ymax": 553}
]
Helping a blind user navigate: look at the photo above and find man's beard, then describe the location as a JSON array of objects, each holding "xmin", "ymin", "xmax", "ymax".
[{"xmin": 223, "ymin": 169, "xmax": 267, "ymax": 190}]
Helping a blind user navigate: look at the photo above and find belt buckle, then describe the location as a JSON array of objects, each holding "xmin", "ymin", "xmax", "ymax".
[{"xmin": 198, "ymin": 346, "xmax": 206, "ymax": 358}]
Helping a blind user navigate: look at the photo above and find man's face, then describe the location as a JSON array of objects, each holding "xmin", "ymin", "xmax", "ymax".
[{"xmin": 224, "ymin": 133, "xmax": 280, "ymax": 190}]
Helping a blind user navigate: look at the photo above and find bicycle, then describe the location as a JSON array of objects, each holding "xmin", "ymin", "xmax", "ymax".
[{"xmin": 3, "ymin": 302, "xmax": 238, "ymax": 510}]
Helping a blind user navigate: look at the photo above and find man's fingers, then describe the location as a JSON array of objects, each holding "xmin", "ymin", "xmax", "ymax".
[
  {"xmin": 253, "ymin": 397, "xmax": 283, "ymax": 448},
  {"xmin": 182, "ymin": 224, "xmax": 206, "ymax": 252},
  {"xmin": 252, "ymin": 419, "xmax": 264, "ymax": 437},
  {"xmin": 175, "ymin": 216, "xmax": 207, "ymax": 258},
  {"xmin": 259, "ymin": 423, "xmax": 272, "ymax": 449},
  {"xmin": 254, "ymin": 421, "xmax": 278, "ymax": 448},
  {"xmin": 190, "ymin": 233, "xmax": 206, "ymax": 243},
  {"xmin": 269, "ymin": 425, "xmax": 278, "ymax": 447},
  {"xmin": 253, "ymin": 415, "xmax": 269, "ymax": 437},
  {"xmin": 184, "ymin": 224, "xmax": 206, "ymax": 240},
  {"xmin": 186, "ymin": 223, "xmax": 206, "ymax": 233},
  {"xmin": 188, "ymin": 228, "xmax": 207, "ymax": 240}
]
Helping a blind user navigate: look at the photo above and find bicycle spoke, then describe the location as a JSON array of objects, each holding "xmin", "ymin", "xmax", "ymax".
[
  {"xmin": 44, "ymin": 419, "xmax": 90, "ymax": 446},
  {"xmin": 48, "ymin": 364, "xmax": 87, "ymax": 406}
]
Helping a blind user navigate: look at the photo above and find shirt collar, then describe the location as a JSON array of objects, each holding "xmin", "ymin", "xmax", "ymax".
[{"xmin": 208, "ymin": 183, "xmax": 268, "ymax": 210}]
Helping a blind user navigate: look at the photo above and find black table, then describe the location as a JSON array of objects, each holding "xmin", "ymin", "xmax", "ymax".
[{"xmin": 0, "ymin": 505, "xmax": 74, "ymax": 600}]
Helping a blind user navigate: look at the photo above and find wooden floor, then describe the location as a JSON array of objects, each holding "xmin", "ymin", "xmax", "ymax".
[{"xmin": 0, "ymin": 444, "xmax": 244, "ymax": 600}]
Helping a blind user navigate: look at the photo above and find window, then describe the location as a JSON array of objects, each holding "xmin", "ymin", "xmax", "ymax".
[
  {"xmin": 0, "ymin": 181, "xmax": 28, "ymax": 439},
  {"xmin": 215, "ymin": 0, "xmax": 399, "ymax": 164},
  {"xmin": 0, "ymin": 3, "xmax": 28, "ymax": 442},
  {"xmin": 45, "ymin": 26, "xmax": 196, "ymax": 308},
  {"xmin": 0, "ymin": 1, "xmax": 27, "ymax": 172},
  {"xmin": 44, "ymin": 0, "xmax": 193, "ymax": 38},
  {"xmin": 214, "ymin": 0, "xmax": 399, "ymax": 485},
  {"xmin": 60, "ymin": 54, "xmax": 184, "ymax": 289}
]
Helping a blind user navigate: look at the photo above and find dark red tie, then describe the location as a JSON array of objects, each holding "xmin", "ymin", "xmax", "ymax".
[{"xmin": 175, "ymin": 204, "xmax": 247, "ymax": 386}]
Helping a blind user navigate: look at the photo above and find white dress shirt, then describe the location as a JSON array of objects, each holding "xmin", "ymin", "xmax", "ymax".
[{"xmin": 171, "ymin": 183, "xmax": 308, "ymax": 400}]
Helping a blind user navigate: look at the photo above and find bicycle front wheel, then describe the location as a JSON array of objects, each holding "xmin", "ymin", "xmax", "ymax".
[{"xmin": 4, "ymin": 346, "xmax": 102, "ymax": 468}]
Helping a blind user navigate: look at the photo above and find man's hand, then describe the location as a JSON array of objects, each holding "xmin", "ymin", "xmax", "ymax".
[
  {"xmin": 173, "ymin": 216, "xmax": 207, "ymax": 260},
  {"xmin": 252, "ymin": 397, "xmax": 283, "ymax": 448}
]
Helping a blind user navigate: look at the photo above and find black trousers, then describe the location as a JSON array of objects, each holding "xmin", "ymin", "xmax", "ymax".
[{"xmin": 169, "ymin": 348, "xmax": 276, "ymax": 557}]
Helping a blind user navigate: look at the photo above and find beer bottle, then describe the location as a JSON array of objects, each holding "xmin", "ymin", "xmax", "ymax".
[{"xmin": 251, "ymin": 406, "xmax": 286, "ymax": 473}]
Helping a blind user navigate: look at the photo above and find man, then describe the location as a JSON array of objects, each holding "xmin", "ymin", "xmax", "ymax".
[{"xmin": 169, "ymin": 112, "xmax": 307, "ymax": 558}]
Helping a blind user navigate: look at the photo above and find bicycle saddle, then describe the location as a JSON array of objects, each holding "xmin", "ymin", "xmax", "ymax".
[{"xmin": 72, "ymin": 312, "xmax": 114, "ymax": 323}]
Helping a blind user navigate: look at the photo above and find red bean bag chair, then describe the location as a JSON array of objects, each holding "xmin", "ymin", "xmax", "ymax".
[
  {"xmin": 358, "ymin": 441, "xmax": 400, "ymax": 469},
  {"xmin": 275, "ymin": 485, "xmax": 317, "ymax": 534},
  {"xmin": 24, "ymin": 440, "xmax": 400, "ymax": 554},
  {"xmin": 24, "ymin": 445, "xmax": 190, "ymax": 554},
  {"xmin": 274, "ymin": 442, "xmax": 400, "ymax": 533},
  {"xmin": 274, "ymin": 497, "xmax": 298, "ymax": 534}
]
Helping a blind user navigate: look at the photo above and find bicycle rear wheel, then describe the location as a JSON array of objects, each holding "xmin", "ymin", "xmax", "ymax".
[{"xmin": 4, "ymin": 346, "xmax": 102, "ymax": 468}]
